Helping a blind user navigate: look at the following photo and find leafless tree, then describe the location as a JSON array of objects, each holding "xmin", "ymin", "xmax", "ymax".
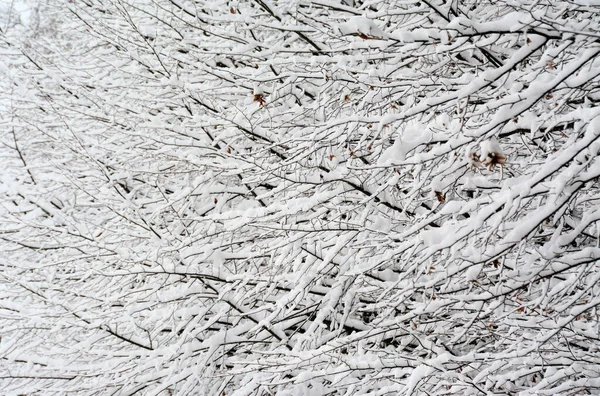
[{"xmin": 1, "ymin": 0, "xmax": 599, "ymax": 394}]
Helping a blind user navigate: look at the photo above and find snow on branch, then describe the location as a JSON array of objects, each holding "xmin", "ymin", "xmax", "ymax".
[{"xmin": 1, "ymin": 0, "xmax": 599, "ymax": 394}]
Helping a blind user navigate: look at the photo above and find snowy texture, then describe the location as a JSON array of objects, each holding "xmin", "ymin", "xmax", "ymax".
[{"xmin": 1, "ymin": 0, "xmax": 600, "ymax": 395}]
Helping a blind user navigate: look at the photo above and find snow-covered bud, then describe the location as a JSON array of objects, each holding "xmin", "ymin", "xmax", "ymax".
[
  {"xmin": 465, "ymin": 144, "xmax": 481, "ymax": 168},
  {"xmin": 253, "ymin": 87, "xmax": 265, "ymax": 106},
  {"xmin": 480, "ymin": 137, "xmax": 505, "ymax": 169}
]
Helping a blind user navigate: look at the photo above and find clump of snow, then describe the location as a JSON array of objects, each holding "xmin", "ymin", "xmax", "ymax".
[
  {"xmin": 405, "ymin": 364, "xmax": 435, "ymax": 394},
  {"xmin": 337, "ymin": 17, "xmax": 388, "ymax": 39},
  {"xmin": 465, "ymin": 264, "xmax": 483, "ymax": 281},
  {"xmin": 378, "ymin": 122, "xmax": 431, "ymax": 164}
]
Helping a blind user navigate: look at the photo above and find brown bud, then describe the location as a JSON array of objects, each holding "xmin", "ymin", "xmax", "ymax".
[
  {"xmin": 435, "ymin": 191, "xmax": 446, "ymax": 203},
  {"xmin": 253, "ymin": 93, "xmax": 265, "ymax": 106},
  {"xmin": 484, "ymin": 152, "xmax": 506, "ymax": 168}
]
